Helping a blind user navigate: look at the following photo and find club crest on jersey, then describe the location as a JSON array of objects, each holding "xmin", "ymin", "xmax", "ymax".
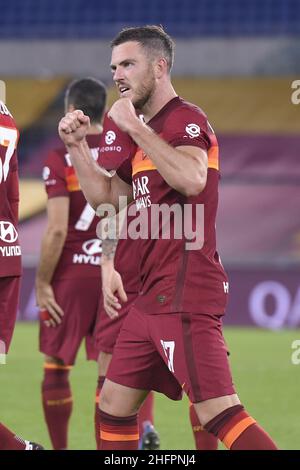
[{"xmin": 185, "ymin": 123, "xmax": 201, "ymax": 138}]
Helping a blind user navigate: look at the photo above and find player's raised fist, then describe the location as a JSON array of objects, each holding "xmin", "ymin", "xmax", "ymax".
[
  {"xmin": 108, "ymin": 98, "xmax": 139, "ymax": 133},
  {"xmin": 58, "ymin": 110, "xmax": 90, "ymax": 147}
]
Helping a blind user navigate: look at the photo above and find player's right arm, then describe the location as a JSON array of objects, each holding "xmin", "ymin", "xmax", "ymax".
[
  {"xmin": 35, "ymin": 196, "xmax": 68, "ymax": 326},
  {"xmin": 58, "ymin": 110, "xmax": 133, "ymax": 211}
]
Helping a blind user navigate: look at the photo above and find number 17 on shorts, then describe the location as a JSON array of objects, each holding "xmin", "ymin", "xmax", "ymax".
[{"xmin": 160, "ymin": 340, "xmax": 175, "ymax": 372}]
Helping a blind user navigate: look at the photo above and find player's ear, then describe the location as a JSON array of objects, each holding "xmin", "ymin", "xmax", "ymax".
[{"xmin": 155, "ymin": 58, "xmax": 168, "ymax": 79}]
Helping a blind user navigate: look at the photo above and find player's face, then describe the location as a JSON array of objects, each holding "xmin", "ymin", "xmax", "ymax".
[{"xmin": 111, "ymin": 41, "xmax": 156, "ymax": 109}]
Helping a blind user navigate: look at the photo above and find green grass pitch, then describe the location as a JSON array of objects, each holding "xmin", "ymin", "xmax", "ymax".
[{"xmin": 0, "ymin": 323, "xmax": 299, "ymax": 450}]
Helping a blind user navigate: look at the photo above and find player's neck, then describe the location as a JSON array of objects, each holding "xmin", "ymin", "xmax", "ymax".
[{"xmin": 141, "ymin": 83, "xmax": 177, "ymax": 122}]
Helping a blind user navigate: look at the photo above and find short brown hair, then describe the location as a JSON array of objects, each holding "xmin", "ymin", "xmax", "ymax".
[
  {"xmin": 65, "ymin": 77, "xmax": 107, "ymax": 124},
  {"xmin": 111, "ymin": 25, "xmax": 175, "ymax": 72}
]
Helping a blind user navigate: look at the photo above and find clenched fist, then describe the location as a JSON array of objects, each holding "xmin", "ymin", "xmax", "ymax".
[
  {"xmin": 58, "ymin": 109, "xmax": 90, "ymax": 147},
  {"xmin": 108, "ymin": 98, "xmax": 140, "ymax": 134}
]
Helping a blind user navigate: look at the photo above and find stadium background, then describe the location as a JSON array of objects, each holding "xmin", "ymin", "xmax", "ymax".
[{"xmin": 1, "ymin": 0, "xmax": 300, "ymax": 449}]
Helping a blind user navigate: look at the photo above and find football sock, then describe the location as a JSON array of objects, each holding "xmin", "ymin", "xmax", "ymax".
[
  {"xmin": 95, "ymin": 379, "xmax": 153, "ymax": 449},
  {"xmin": 94, "ymin": 376, "xmax": 105, "ymax": 449},
  {"xmin": 189, "ymin": 402, "xmax": 218, "ymax": 450},
  {"xmin": 99, "ymin": 410, "xmax": 139, "ymax": 450},
  {"xmin": 138, "ymin": 391, "xmax": 154, "ymax": 437},
  {"xmin": 204, "ymin": 404, "xmax": 278, "ymax": 450},
  {"xmin": 0, "ymin": 422, "xmax": 26, "ymax": 450},
  {"xmin": 42, "ymin": 363, "xmax": 73, "ymax": 450}
]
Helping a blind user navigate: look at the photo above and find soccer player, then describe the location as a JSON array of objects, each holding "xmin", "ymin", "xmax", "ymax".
[
  {"xmin": 0, "ymin": 99, "xmax": 43, "ymax": 450},
  {"xmin": 35, "ymin": 78, "xmax": 106, "ymax": 450},
  {"xmin": 58, "ymin": 26, "xmax": 278, "ymax": 450},
  {"xmin": 95, "ymin": 116, "xmax": 217, "ymax": 450}
]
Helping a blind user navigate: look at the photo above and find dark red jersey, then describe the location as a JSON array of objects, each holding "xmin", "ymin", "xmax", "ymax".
[
  {"xmin": 43, "ymin": 134, "xmax": 102, "ymax": 280},
  {"xmin": 0, "ymin": 101, "xmax": 21, "ymax": 278},
  {"xmin": 116, "ymin": 97, "xmax": 229, "ymax": 315},
  {"xmin": 98, "ymin": 113, "xmax": 140, "ymax": 294}
]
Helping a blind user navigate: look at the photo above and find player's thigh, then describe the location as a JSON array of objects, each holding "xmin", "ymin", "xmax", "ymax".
[
  {"xmin": 105, "ymin": 306, "xmax": 158, "ymax": 391},
  {"xmin": 150, "ymin": 312, "xmax": 235, "ymax": 404},
  {"xmin": 106, "ymin": 306, "xmax": 182, "ymax": 401},
  {"xmin": 193, "ymin": 394, "xmax": 240, "ymax": 426}
]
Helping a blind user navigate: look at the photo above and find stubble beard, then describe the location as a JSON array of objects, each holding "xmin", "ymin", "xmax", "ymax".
[{"xmin": 132, "ymin": 74, "xmax": 156, "ymax": 111}]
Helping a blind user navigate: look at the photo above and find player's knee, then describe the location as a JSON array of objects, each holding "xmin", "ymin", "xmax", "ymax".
[
  {"xmin": 194, "ymin": 394, "xmax": 241, "ymax": 426},
  {"xmin": 99, "ymin": 380, "xmax": 141, "ymax": 417}
]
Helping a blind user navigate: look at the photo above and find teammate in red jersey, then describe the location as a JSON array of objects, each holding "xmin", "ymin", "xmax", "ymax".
[
  {"xmin": 59, "ymin": 26, "xmax": 277, "ymax": 450},
  {"xmin": 0, "ymin": 99, "xmax": 43, "ymax": 450},
  {"xmin": 36, "ymin": 78, "xmax": 158, "ymax": 450},
  {"xmin": 35, "ymin": 78, "xmax": 106, "ymax": 450}
]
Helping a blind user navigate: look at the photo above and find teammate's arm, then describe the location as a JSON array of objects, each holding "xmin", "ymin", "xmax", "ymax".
[
  {"xmin": 35, "ymin": 197, "xmax": 69, "ymax": 326},
  {"xmin": 6, "ymin": 158, "xmax": 19, "ymax": 222},
  {"xmin": 58, "ymin": 110, "xmax": 133, "ymax": 210},
  {"xmin": 108, "ymin": 99, "xmax": 208, "ymax": 197},
  {"xmin": 99, "ymin": 211, "xmax": 128, "ymax": 319}
]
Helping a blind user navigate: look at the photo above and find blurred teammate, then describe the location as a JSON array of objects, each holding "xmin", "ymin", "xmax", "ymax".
[
  {"xmin": 35, "ymin": 78, "xmax": 106, "ymax": 450},
  {"xmin": 59, "ymin": 25, "xmax": 277, "ymax": 450},
  {"xmin": 0, "ymin": 99, "xmax": 43, "ymax": 450},
  {"xmin": 36, "ymin": 78, "xmax": 158, "ymax": 450}
]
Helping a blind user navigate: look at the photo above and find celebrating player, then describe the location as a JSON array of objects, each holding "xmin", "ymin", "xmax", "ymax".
[
  {"xmin": 59, "ymin": 26, "xmax": 277, "ymax": 450},
  {"xmin": 95, "ymin": 114, "xmax": 217, "ymax": 450}
]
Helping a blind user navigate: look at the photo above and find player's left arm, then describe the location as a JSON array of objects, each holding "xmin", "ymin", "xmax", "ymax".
[
  {"xmin": 108, "ymin": 98, "xmax": 208, "ymax": 197},
  {"xmin": 35, "ymin": 197, "xmax": 69, "ymax": 326},
  {"xmin": 130, "ymin": 128, "xmax": 207, "ymax": 197}
]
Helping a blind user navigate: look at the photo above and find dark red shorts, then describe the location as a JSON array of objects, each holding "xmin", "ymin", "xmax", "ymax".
[
  {"xmin": 94, "ymin": 292, "xmax": 136, "ymax": 355},
  {"xmin": 107, "ymin": 306, "xmax": 235, "ymax": 403},
  {"xmin": 39, "ymin": 277, "xmax": 101, "ymax": 365},
  {"xmin": 0, "ymin": 276, "xmax": 21, "ymax": 362}
]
